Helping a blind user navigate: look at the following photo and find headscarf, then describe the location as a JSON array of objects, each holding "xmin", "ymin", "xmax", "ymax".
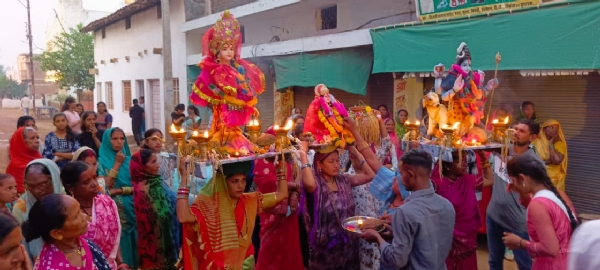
[
  {"xmin": 130, "ymin": 151, "xmax": 180, "ymax": 268},
  {"xmin": 6, "ymin": 127, "xmax": 43, "ymax": 193},
  {"xmin": 301, "ymin": 150, "xmax": 355, "ymax": 249},
  {"xmin": 183, "ymin": 161, "xmax": 257, "ymax": 269},
  {"xmin": 533, "ymin": 119, "xmax": 568, "ymax": 189},
  {"xmin": 72, "ymin": 146, "xmax": 94, "ymax": 162},
  {"xmin": 14, "ymin": 159, "xmax": 63, "ymax": 258},
  {"xmin": 394, "ymin": 109, "xmax": 408, "ymax": 142},
  {"xmin": 98, "ymin": 127, "xmax": 136, "ymax": 232}
]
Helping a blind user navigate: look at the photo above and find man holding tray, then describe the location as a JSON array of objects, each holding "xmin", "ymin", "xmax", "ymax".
[{"xmin": 347, "ymin": 115, "xmax": 455, "ymax": 270}]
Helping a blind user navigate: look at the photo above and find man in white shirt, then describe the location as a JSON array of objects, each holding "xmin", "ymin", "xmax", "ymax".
[
  {"xmin": 569, "ymin": 220, "xmax": 600, "ymax": 270},
  {"xmin": 20, "ymin": 95, "xmax": 31, "ymax": 116}
]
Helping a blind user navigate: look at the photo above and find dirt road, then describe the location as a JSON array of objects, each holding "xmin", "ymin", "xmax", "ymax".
[{"xmin": 0, "ymin": 108, "xmax": 517, "ymax": 270}]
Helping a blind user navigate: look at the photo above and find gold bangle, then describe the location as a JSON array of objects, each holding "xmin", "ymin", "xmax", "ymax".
[
  {"xmin": 108, "ymin": 169, "xmax": 119, "ymax": 178},
  {"xmin": 357, "ymin": 142, "xmax": 370, "ymax": 152}
]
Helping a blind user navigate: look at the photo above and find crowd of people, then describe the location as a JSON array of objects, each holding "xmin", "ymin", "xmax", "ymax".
[{"xmin": 0, "ymin": 95, "xmax": 597, "ymax": 270}]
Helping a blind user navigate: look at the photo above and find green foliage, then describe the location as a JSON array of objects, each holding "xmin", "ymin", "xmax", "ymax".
[
  {"xmin": 0, "ymin": 65, "xmax": 28, "ymax": 99},
  {"xmin": 37, "ymin": 24, "xmax": 94, "ymax": 91},
  {"xmin": 55, "ymin": 94, "xmax": 69, "ymax": 103}
]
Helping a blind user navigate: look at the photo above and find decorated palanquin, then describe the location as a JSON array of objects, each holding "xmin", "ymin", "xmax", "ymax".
[
  {"xmin": 303, "ymin": 84, "xmax": 355, "ymax": 151},
  {"xmin": 190, "ymin": 10, "xmax": 266, "ymax": 155},
  {"xmin": 434, "ymin": 42, "xmax": 499, "ymax": 137}
]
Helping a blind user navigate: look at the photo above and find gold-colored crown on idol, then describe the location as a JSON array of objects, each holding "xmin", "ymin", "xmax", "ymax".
[{"xmin": 209, "ymin": 10, "xmax": 241, "ymax": 56}]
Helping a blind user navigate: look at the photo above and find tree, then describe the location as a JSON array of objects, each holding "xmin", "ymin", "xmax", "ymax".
[
  {"xmin": 38, "ymin": 23, "xmax": 94, "ymax": 91},
  {"xmin": 0, "ymin": 65, "xmax": 27, "ymax": 99}
]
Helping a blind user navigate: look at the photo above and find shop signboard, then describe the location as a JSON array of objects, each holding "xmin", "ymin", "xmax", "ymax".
[
  {"xmin": 415, "ymin": 0, "xmax": 558, "ymax": 22},
  {"xmin": 274, "ymin": 86, "xmax": 294, "ymax": 125}
]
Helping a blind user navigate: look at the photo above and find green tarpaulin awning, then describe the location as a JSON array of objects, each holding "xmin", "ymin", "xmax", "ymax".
[
  {"xmin": 273, "ymin": 49, "xmax": 373, "ymax": 96},
  {"xmin": 371, "ymin": 1, "xmax": 600, "ymax": 73}
]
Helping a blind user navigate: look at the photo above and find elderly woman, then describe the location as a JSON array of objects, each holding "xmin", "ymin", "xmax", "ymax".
[
  {"xmin": 22, "ymin": 194, "xmax": 111, "ymax": 270},
  {"xmin": 533, "ymin": 119, "xmax": 568, "ymax": 191},
  {"xmin": 11, "ymin": 159, "xmax": 64, "ymax": 261},
  {"xmin": 61, "ymin": 162, "xmax": 124, "ymax": 270},
  {"xmin": 6, "ymin": 127, "xmax": 42, "ymax": 194}
]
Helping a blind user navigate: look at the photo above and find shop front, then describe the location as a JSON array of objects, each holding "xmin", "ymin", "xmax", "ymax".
[{"xmin": 370, "ymin": 1, "xmax": 600, "ymax": 215}]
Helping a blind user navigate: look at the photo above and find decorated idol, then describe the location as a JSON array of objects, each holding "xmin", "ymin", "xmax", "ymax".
[
  {"xmin": 433, "ymin": 42, "xmax": 499, "ymax": 136},
  {"xmin": 303, "ymin": 84, "xmax": 355, "ymax": 150},
  {"xmin": 190, "ymin": 10, "xmax": 265, "ymax": 155}
]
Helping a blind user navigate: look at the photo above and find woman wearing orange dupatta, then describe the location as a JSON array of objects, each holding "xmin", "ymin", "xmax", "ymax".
[
  {"xmin": 6, "ymin": 127, "xmax": 42, "ymax": 194},
  {"xmin": 253, "ymin": 142, "xmax": 313, "ymax": 270},
  {"xmin": 176, "ymin": 159, "xmax": 289, "ymax": 270}
]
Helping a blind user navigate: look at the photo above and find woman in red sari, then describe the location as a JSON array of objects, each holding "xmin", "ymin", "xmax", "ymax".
[
  {"xmin": 252, "ymin": 142, "xmax": 313, "ymax": 270},
  {"xmin": 502, "ymin": 154, "xmax": 578, "ymax": 270},
  {"xmin": 6, "ymin": 127, "xmax": 42, "ymax": 194},
  {"xmin": 431, "ymin": 150, "xmax": 493, "ymax": 270}
]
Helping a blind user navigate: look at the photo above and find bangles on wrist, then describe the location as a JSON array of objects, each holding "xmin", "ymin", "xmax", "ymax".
[
  {"xmin": 108, "ymin": 169, "xmax": 119, "ymax": 178},
  {"xmin": 121, "ymin": 187, "xmax": 132, "ymax": 195},
  {"xmin": 301, "ymin": 163, "xmax": 311, "ymax": 170}
]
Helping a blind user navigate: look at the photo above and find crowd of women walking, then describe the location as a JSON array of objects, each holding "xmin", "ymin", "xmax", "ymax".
[{"xmin": 0, "ymin": 97, "xmax": 597, "ymax": 270}]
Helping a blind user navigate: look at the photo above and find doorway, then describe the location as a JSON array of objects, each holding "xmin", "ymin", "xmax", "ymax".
[{"xmin": 147, "ymin": 80, "xmax": 162, "ymax": 130}]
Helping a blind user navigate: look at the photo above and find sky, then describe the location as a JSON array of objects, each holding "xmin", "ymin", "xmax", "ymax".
[{"xmin": 0, "ymin": 0, "xmax": 57, "ymax": 71}]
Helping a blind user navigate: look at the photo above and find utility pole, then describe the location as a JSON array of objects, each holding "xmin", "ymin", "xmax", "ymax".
[
  {"xmin": 26, "ymin": 0, "xmax": 36, "ymax": 115},
  {"xmin": 161, "ymin": 0, "xmax": 175, "ymax": 151}
]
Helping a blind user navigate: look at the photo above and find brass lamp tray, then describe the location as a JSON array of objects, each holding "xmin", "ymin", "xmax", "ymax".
[{"xmin": 342, "ymin": 216, "xmax": 385, "ymax": 234}]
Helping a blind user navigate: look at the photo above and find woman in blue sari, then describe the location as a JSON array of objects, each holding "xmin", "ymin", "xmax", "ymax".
[{"xmin": 98, "ymin": 127, "xmax": 138, "ymax": 269}]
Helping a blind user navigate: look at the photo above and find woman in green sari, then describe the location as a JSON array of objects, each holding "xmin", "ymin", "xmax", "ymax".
[{"xmin": 99, "ymin": 127, "xmax": 138, "ymax": 269}]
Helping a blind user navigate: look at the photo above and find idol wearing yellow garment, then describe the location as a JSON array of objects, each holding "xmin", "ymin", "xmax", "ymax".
[{"xmin": 533, "ymin": 119, "xmax": 567, "ymax": 191}]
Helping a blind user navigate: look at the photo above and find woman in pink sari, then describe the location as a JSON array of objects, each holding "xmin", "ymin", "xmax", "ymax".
[
  {"xmin": 502, "ymin": 154, "xmax": 578, "ymax": 270},
  {"xmin": 252, "ymin": 145, "xmax": 310, "ymax": 270},
  {"xmin": 60, "ymin": 162, "xmax": 123, "ymax": 270},
  {"xmin": 23, "ymin": 194, "xmax": 112, "ymax": 270},
  {"xmin": 431, "ymin": 150, "xmax": 493, "ymax": 270}
]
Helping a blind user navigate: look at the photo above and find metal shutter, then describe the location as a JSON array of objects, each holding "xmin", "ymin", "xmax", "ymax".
[
  {"xmin": 487, "ymin": 71, "xmax": 600, "ymax": 215},
  {"xmin": 257, "ymin": 71, "xmax": 275, "ymax": 132}
]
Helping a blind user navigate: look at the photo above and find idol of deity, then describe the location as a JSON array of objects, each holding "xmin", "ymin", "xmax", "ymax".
[
  {"xmin": 303, "ymin": 84, "xmax": 355, "ymax": 150},
  {"xmin": 434, "ymin": 42, "xmax": 499, "ymax": 136},
  {"xmin": 189, "ymin": 11, "xmax": 265, "ymax": 155}
]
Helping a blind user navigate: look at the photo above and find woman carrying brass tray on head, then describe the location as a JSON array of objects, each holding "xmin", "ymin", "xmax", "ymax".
[{"xmin": 177, "ymin": 159, "xmax": 289, "ymax": 270}]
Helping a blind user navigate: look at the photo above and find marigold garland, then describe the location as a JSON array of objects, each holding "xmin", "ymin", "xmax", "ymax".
[
  {"xmin": 318, "ymin": 110, "xmax": 339, "ymax": 140},
  {"xmin": 193, "ymin": 83, "xmax": 257, "ymax": 107}
]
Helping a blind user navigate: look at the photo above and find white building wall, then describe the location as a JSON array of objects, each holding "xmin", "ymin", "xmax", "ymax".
[
  {"xmin": 93, "ymin": 0, "xmax": 187, "ymax": 135},
  {"xmin": 184, "ymin": 0, "xmax": 416, "ymax": 60}
]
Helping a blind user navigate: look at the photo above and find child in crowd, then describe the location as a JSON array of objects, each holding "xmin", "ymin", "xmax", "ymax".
[
  {"xmin": 42, "ymin": 113, "xmax": 81, "ymax": 169},
  {"xmin": 0, "ymin": 174, "xmax": 18, "ymax": 214}
]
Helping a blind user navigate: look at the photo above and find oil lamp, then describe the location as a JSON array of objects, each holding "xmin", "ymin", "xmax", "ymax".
[
  {"xmin": 169, "ymin": 124, "xmax": 187, "ymax": 156},
  {"xmin": 191, "ymin": 130, "xmax": 212, "ymax": 162},
  {"xmin": 246, "ymin": 117, "xmax": 261, "ymax": 143},
  {"xmin": 405, "ymin": 120, "xmax": 421, "ymax": 141},
  {"xmin": 492, "ymin": 117, "xmax": 509, "ymax": 142},
  {"xmin": 274, "ymin": 119, "xmax": 293, "ymax": 151},
  {"xmin": 440, "ymin": 122, "xmax": 460, "ymax": 147}
]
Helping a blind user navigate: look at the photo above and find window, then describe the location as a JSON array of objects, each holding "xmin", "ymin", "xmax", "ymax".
[
  {"xmin": 125, "ymin": 18, "xmax": 131, "ymax": 29},
  {"xmin": 123, "ymin": 81, "xmax": 132, "ymax": 111},
  {"xmin": 241, "ymin": 26, "xmax": 245, "ymax": 44},
  {"xmin": 173, "ymin": 78, "xmax": 180, "ymax": 105},
  {"xmin": 317, "ymin": 5, "xmax": 337, "ymax": 30},
  {"xmin": 102, "ymin": 28, "xmax": 106, "ymax": 39},
  {"xmin": 157, "ymin": 5, "xmax": 162, "ymax": 19},
  {"xmin": 106, "ymin": 82, "xmax": 114, "ymax": 109}
]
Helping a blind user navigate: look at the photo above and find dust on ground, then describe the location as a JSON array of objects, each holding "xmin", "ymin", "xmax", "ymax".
[{"xmin": 0, "ymin": 108, "xmax": 516, "ymax": 270}]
